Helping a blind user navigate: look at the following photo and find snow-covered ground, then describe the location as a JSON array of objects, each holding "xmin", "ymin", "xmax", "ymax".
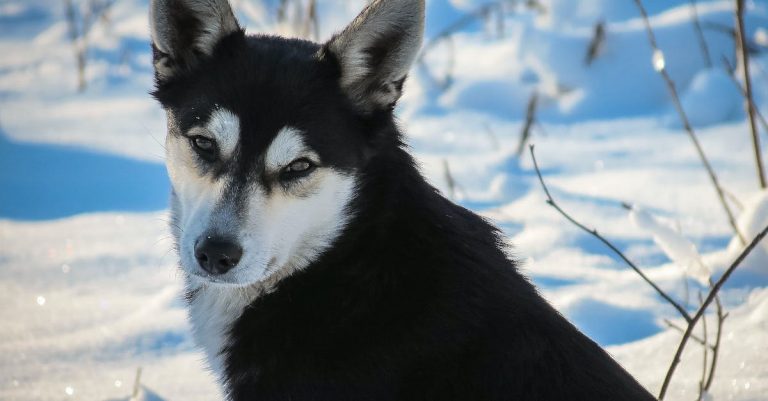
[{"xmin": 1, "ymin": 0, "xmax": 767, "ymax": 400}]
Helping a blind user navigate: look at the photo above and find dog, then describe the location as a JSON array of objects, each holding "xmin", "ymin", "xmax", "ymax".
[{"xmin": 150, "ymin": 0, "xmax": 657, "ymax": 399}]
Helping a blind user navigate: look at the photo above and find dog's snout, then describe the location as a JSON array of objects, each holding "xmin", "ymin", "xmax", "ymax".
[{"xmin": 194, "ymin": 237, "xmax": 243, "ymax": 275}]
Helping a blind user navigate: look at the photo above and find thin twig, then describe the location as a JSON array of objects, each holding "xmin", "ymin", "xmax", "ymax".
[
  {"xmin": 702, "ymin": 21, "xmax": 737, "ymax": 38},
  {"xmin": 658, "ymin": 223, "xmax": 768, "ymax": 399},
  {"xmin": 483, "ymin": 123, "xmax": 500, "ymax": 150},
  {"xmin": 417, "ymin": 35, "xmax": 456, "ymax": 91},
  {"xmin": 697, "ymin": 292, "xmax": 709, "ymax": 401},
  {"xmin": 132, "ymin": 367, "xmax": 142, "ymax": 399},
  {"xmin": 443, "ymin": 159, "xmax": 458, "ymax": 200},
  {"xmin": 663, "ymin": 319, "xmax": 713, "ymax": 350},
  {"xmin": 704, "ymin": 296, "xmax": 727, "ymax": 390},
  {"xmin": 529, "ymin": 145, "xmax": 692, "ymax": 322},
  {"xmin": 632, "ymin": 0, "xmax": 747, "ymax": 245},
  {"xmin": 419, "ymin": 2, "xmax": 503, "ymax": 58},
  {"xmin": 516, "ymin": 92, "xmax": 538, "ymax": 156},
  {"xmin": 735, "ymin": 0, "xmax": 767, "ymax": 188},
  {"xmin": 689, "ymin": 0, "xmax": 712, "ymax": 68},
  {"xmin": 723, "ymin": 57, "xmax": 768, "ymax": 136},
  {"xmin": 303, "ymin": 0, "xmax": 319, "ymax": 41},
  {"xmin": 585, "ymin": 20, "xmax": 606, "ymax": 66},
  {"xmin": 64, "ymin": 0, "xmax": 86, "ymax": 91}
]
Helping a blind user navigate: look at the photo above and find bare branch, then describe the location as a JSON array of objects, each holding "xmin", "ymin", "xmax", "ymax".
[
  {"xmin": 585, "ymin": 20, "xmax": 606, "ymax": 66},
  {"xmin": 63, "ymin": 0, "xmax": 86, "ymax": 92},
  {"xmin": 723, "ymin": 56, "xmax": 768, "ymax": 138},
  {"xmin": 704, "ymin": 296, "xmax": 727, "ymax": 390},
  {"xmin": 516, "ymin": 92, "xmax": 539, "ymax": 156},
  {"xmin": 658, "ymin": 223, "xmax": 768, "ymax": 399},
  {"xmin": 735, "ymin": 0, "xmax": 767, "ymax": 188},
  {"xmin": 529, "ymin": 145, "xmax": 693, "ymax": 322},
  {"xmin": 663, "ymin": 319, "xmax": 713, "ymax": 350},
  {"xmin": 632, "ymin": 0, "xmax": 747, "ymax": 245},
  {"xmin": 697, "ymin": 292, "xmax": 709, "ymax": 401},
  {"xmin": 132, "ymin": 366, "xmax": 143, "ymax": 398},
  {"xmin": 689, "ymin": 0, "xmax": 712, "ymax": 68},
  {"xmin": 420, "ymin": 2, "xmax": 503, "ymax": 58},
  {"xmin": 442, "ymin": 159, "xmax": 458, "ymax": 200}
]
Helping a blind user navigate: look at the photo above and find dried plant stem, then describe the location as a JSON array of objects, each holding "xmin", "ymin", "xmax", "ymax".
[
  {"xmin": 633, "ymin": 0, "xmax": 746, "ymax": 246},
  {"xmin": 723, "ymin": 57, "xmax": 768, "ymax": 136},
  {"xmin": 420, "ymin": 2, "xmax": 503, "ymax": 57},
  {"xmin": 64, "ymin": 0, "xmax": 86, "ymax": 91},
  {"xmin": 516, "ymin": 92, "xmax": 538, "ymax": 156},
  {"xmin": 663, "ymin": 319, "xmax": 713, "ymax": 349},
  {"xmin": 690, "ymin": 0, "xmax": 712, "ymax": 68},
  {"xmin": 585, "ymin": 20, "xmax": 606, "ymax": 66},
  {"xmin": 735, "ymin": 0, "xmax": 767, "ymax": 188},
  {"xmin": 529, "ymin": 145, "xmax": 692, "ymax": 322},
  {"xmin": 697, "ymin": 292, "xmax": 709, "ymax": 401},
  {"xmin": 658, "ymin": 225, "xmax": 768, "ymax": 399},
  {"xmin": 530, "ymin": 145, "xmax": 768, "ymax": 399},
  {"xmin": 704, "ymin": 297, "xmax": 727, "ymax": 390},
  {"xmin": 132, "ymin": 367, "xmax": 143, "ymax": 398},
  {"xmin": 442, "ymin": 159, "xmax": 458, "ymax": 200}
]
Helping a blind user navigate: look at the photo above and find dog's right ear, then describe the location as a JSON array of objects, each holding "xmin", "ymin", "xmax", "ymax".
[
  {"xmin": 150, "ymin": 0, "xmax": 241, "ymax": 81},
  {"xmin": 323, "ymin": 0, "xmax": 425, "ymax": 113}
]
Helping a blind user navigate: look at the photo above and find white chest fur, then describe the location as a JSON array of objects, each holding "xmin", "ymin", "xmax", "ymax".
[{"xmin": 187, "ymin": 283, "xmax": 258, "ymax": 381}]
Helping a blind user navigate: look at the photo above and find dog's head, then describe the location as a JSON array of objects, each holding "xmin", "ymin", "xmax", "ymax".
[{"xmin": 151, "ymin": 0, "xmax": 425, "ymax": 287}]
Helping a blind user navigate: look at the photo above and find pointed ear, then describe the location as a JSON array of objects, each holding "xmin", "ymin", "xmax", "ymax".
[
  {"xmin": 324, "ymin": 0, "xmax": 425, "ymax": 113},
  {"xmin": 150, "ymin": 0, "xmax": 241, "ymax": 81}
]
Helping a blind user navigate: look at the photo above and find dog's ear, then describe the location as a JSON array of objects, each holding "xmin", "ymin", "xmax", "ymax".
[
  {"xmin": 150, "ymin": 0, "xmax": 241, "ymax": 81},
  {"xmin": 323, "ymin": 0, "xmax": 425, "ymax": 113}
]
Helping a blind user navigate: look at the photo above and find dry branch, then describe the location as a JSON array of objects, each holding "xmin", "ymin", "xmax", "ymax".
[
  {"xmin": 658, "ymin": 225, "xmax": 768, "ymax": 399},
  {"xmin": 704, "ymin": 296, "xmax": 727, "ymax": 391},
  {"xmin": 420, "ymin": 2, "xmax": 503, "ymax": 58},
  {"xmin": 663, "ymin": 319, "xmax": 713, "ymax": 349},
  {"xmin": 689, "ymin": 0, "xmax": 712, "ymax": 68},
  {"xmin": 735, "ymin": 0, "xmax": 767, "ymax": 188},
  {"xmin": 697, "ymin": 292, "xmax": 709, "ymax": 401},
  {"xmin": 632, "ymin": 0, "xmax": 747, "ymax": 246},
  {"xmin": 516, "ymin": 92, "xmax": 539, "ymax": 156},
  {"xmin": 443, "ymin": 159, "xmax": 458, "ymax": 200},
  {"xmin": 723, "ymin": 57, "xmax": 768, "ymax": 135},
  {"xmin": 585, "ymin": 20, "xmax": 606, "ymax": 66},
  {"xmin": 529, "ymin": 145, "xmax": 693, "ymax": 322}
]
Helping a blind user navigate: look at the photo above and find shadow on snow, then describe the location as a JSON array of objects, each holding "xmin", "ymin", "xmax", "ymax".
[{"xmin": 0, "ymin": 131, "xmax": 169, "ymax": 220}]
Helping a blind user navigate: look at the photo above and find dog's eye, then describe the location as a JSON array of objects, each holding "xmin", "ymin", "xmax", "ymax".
[
  {"xmin": 280, "ymin": 158, "xmax": 316, "ymax": 181},
  {"xmin": 190, "ymin": 136, "xmax": 217, "ymax": 161}
]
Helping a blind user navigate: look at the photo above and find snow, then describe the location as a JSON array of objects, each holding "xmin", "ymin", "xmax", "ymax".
[
  {"xmin": 1, "ymin": 0, "xmax": 767, "ymax": 400},
  {"xmin": 628, "ymin": 205, "xmax": 711, "ymax": 285}
]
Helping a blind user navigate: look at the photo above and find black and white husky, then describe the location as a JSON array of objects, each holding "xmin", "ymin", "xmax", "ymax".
[{"xmin": 150, "ymin": 0, "xmax": 656, "ymax": 399}]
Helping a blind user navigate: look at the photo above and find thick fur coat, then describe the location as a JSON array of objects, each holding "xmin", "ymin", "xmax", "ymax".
[{"xmin": 150, "ymin": 0, "xmax": 658, "ymax": 400}]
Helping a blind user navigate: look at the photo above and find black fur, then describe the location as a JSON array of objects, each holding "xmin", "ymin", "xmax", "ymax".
[{"xmin": 151, "ymin": 4, "xmax": 657, "ymax": 401}]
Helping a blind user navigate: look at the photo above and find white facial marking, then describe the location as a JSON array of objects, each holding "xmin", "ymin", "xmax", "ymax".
[
  {"xmin": 265, "ymin": 127, "xmax": 316, "ymax": 171},
  {"xmin": 231, "ymin": 126, "xmax": 356, "ymax": 288},
  {"xmin": 206, "ymin": 108, "xmax": 240, "ymax": 159},
  {"xmin": 167, "ymin": 120, "xmax": 358, "ymax": 384}
]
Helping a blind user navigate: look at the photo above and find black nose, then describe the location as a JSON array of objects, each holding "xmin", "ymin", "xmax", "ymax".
[{"xmin": 194, "ymin": 237, "xmax": 243, "ymax": 275}]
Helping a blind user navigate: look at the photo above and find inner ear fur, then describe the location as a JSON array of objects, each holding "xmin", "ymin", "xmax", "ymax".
[{"xmin": 324, "ymin": 0, "xmax": 425, "ymax": 113}]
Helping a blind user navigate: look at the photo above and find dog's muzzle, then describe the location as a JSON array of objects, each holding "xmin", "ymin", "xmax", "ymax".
[{"xmin": 194, "ymin": 236, "xmax": 243, "ymax": 275}]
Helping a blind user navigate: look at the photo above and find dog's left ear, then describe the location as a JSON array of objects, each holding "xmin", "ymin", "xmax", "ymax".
[
  {"xmin": 150, "ymin": 0, "xmax": 241, "ymax": 81},
  {"xmin": 324, "ymin": 0, "xmax": 425, "ymax": 113}
]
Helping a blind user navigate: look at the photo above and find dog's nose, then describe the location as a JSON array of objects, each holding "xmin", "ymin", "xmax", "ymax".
[{"xmin": 194, "ymin": 237, "xmax": 243, "ymax": 275}]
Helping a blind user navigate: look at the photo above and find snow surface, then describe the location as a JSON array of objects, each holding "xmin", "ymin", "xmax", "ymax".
[{"xmin": 1, "ymin": 0, "xmax": 767, "ymax": 400}]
